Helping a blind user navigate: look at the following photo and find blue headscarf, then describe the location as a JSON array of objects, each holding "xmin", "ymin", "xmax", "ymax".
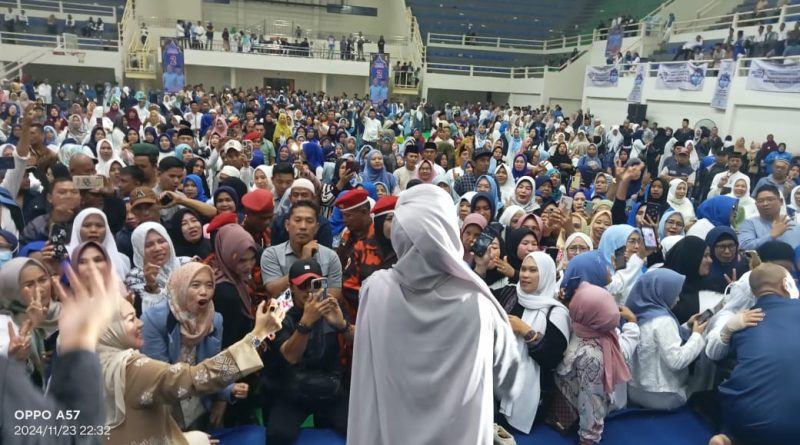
[
  {"xmin": 627, "ymin": 202, "xmax": 642, "ymax": 227},
  {"xmin": 511, "ymin": 153, "xmax": 529, "ymax": 181},
  {"xmin": 158, "ymin": 133, "xmax": 174, "ymax": 153},
  {"xmin": 626, "ymin": 268, "xmax": 691, "ymax": 341},
  {"xmin": 470, "ymin": 192, "xmax": 497, "ymax": 220},
  {"xmin": 545, "ymin": 168, "xmax": 563, "ymax": 202},
  {"xmin": 199, "ymin": 113, "xmax": 214, "ymax": 138},
  {"xmin": 250, "ymin": 148, "xmax": 265, "ymax": 168},
  {"xmin": 560, "ymin": 250, "xmax": 612, "ymax": 301},
  {"xmin": 175, "ymin": 143, "xmax": 191, "ymax": 160},
  {"xmin": 697, "ymin": 195, "xmax": 738, "ymax": 227},
  {"xmin": 705, "ymin": 226, "xmax": 747, "ymax": 293},
  {"xmin": 302, "ymin": 140, "xmax": 325, "ymax": 171},
  {"xmin": 363, "ymin": 149, "xmax": 397, "ymax": 194},
  {"xmin": 658, "ymin": 210, "xmax": 685, "ymax": 239},
  {"xmin": 43, "ymin": 125, "xmax": 57, "ymax": 145},
  {"xmin": 143, "ymin": 127, "xmax": 158, "ymax": 144},
  {"xmin": 476, "ymin": 175, "xmax": 503, "ymax": 214},
  {"xmin": 19, "ymin": 240, "xmax": 45, "ymax": 258},
  {"xmin": 182, "ymin": 174, "xmax": 208, "ymax": 202},
  {"xmin": 597, "ymin": 224, "xmax": 638, "ymax": 263},
  {"xmin": 213, "ymin": 186, "xmax": 243, "ymax": 218}
]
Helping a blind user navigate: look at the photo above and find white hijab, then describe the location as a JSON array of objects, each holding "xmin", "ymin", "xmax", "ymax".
[
  {"xmin": 726, "ymin": 176, "xmax": 758, "ymax": 220},
  {"xmin": 511, "ymin": 176, "xmax": 539, "ymax": 214},
  {"xmin": 500, "ymin": 251, "xmax": 570, "ymax": 433},
  {"xmin": 67, "ymin": 208, "xmax": 131, "ymax": 278},
  {"xmin": 131, "ymin": 222, "xmax": 181, "ymax": 285},
  {"xmin": 499, "ymin": 205, "xmax": 525, "ymax": 228},
  {"xmin": 494, "ymin": 163, "xmax": 516, "ymax": 202},
  {"xmin": 667, "ymin": 178, "xmax": 696, "ymax": 219},
  {"xmin": 348, "ymin": 184, "xmax": 522, "ymax": 445}
]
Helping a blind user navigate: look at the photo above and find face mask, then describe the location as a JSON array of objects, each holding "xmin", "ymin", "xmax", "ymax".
[
  {"xmin": 784, "ymin": 272, "xmax": 799, "ymax": 299},
  {"xmin": 0, "ymin": 250, "xmax": 12, "ymax": 268}
]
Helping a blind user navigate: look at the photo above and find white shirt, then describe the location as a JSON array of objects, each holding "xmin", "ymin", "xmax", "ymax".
[
  {"xmin": 629, "ymin": 316, "xmax": 706, "ymax": 398},
  {"xmin": 682, "ymin": 39, "xmax": 702, "ymax": 50},
  {"xmin": 363, "ymin": 117, "xmax": 381, "ymax": 141}
]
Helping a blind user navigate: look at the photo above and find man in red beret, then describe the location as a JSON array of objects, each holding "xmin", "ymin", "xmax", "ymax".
[
  {"xmin": 335, "ymin": 189, "xmax": 384, "ymax": 320},
  {"xmin": 371, "ymin": 195, "xmax": 398, "ymax": 269},
  {"xmin": 242, "ymin": 188, "xmax": 274, "ymax": 249}
]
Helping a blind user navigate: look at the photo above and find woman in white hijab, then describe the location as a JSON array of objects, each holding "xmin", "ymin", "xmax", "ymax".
[
  {"xmin": 667, "ymin": 178, "xmax": 696, "ymax": 220},
  {"xmin": 67, "ymin": 208, "xmax": 131, "ymax": 278},
  {"xmin": 94, "ymin": 138, "xmax": 124, "ymax": 178},
  {"xmin": 726, "ymin": 176, "xmax": 758, "ymax": 220},
  {"xmin": 124, "ymin": 222, "xmax": 191, "ymax": 313},
  {"xmin": 494, "ymin": 163, "xmax": 516, "ymax": 202},
  {"xmin": 511, "ymin": 176, "xmax": 539, "ymax": 214},
  {"xmin": 456, "ymin": 191, "xmax": 477, "ymax": 228},
  {"xmin": 348, "ymin": 184, "xmax": 522, "ymax": 445},
  {"xmin": 495, "ymin": 252, "xmax": 570, "ymax": 433}
]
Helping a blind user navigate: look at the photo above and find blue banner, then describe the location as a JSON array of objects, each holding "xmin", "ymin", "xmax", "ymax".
[
  {"xmin": 162, "ymin": 39, "xmax": 185, "ymax": 94},
  {"xmin": 369, "ymin": 53, "xmax": 390, "ymax": 104},
  {"xmin": 605, "ymin": 26, "xmax": 623, "ymax": 59}
]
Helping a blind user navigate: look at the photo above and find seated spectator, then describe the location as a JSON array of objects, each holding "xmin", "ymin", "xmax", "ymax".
[
  {"xmin": 494, "ymin": 252, "xmax": 570, "ymax": 433},
  {"xmin": 263, "ymin": 258, "xmax": 353, "ymax": 445},
  {"xmin": 712, "ymin": 264, "xmax": 800, "ymax": 445},
  {"xmin": 740, "ymin": 185, "xmax": 800, "ymax": 250},
  {"xmin": 125, "ymin": 222, "xmax": 191, "ymax": 314},
  {"xmin": 554, "ymin": 283, "xmax": 638, "ymax": 445},
  {"xmin": 627, "ymin": 269, "xmax": 707, "ymax": 410},
  {"xmin": 141, "ymin": 262, "xmax": 243, "ymax": 430},
  {"xmin": 271, "ymin": 178, "xmax": 333, "ymax": 248}
]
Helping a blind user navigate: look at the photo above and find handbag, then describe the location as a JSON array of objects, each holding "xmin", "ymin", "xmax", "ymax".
[
  {"xmin": 284, "ymin": 368, "xmax": 343, "ymax": 405},
  {"xmin": 544, "ymin": 388, "xmax": 579, "ymax": 435}
]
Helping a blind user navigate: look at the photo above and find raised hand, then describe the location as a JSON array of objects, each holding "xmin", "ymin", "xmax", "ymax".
[{"xmin": 7, "ymin": 320, "xmax": 33, "ymax": 361}]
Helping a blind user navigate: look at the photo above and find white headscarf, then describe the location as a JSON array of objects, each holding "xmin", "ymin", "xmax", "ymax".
[
  {"xmin": 726, "ymin": 176, "xmax": 758, "ymax": 220},
  {"xmin": 494, "ymin": 163, "xmax": 516, "ymax": 202},
  {"xmin": 348, "ymin": 184, "xmax": 522, "ymax": 445},
  {"xmin": 67, "ymin": 208, "xmax": 131, "ymax": 278},
  {"xmin": 456, "ymin": 191, "xmax": 476, "ymax": 227},
  {"xmin": 131, "ymin": 222, "xmax": 181, "ymax": 285},
  {"xmin": 510, "ymin": 176, "xmax": 539, "ymax": 214},
  {"xmin": 667, "ymin": 178, "xmax": 696, "ymax": 219},
  {"xmin": 498, "ymin": 205, "xmax": 525, "ymax": 228},
  {"xmin": 94, "ymin": 138, "xmax": 122, "ymax": 176},
  {"xmin": 500, "ymin": 251, "xmax": 569, "ymax": 433},
  {"xmin": 564, "ymin": 232, "xmax": 594, "ymax": 251}
]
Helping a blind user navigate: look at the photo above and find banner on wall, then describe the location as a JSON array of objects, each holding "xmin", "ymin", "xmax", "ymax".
[
  {"xmin": 655, "ymin": 62, "xmax": 707, "ymax": 90},
  {"xmin": 711, "ymin": 60, "xmax": 736, "ymax": 109},
  {"xmin": 585, "ymin": 65, "xmax": 619, "ymax": 87},
  {"xmin": 627, "ymin": 63, "xmax": 647, "ymax": 103},
  {"xmin": 746, "ymin": 59, "xmax": 800, "ymax": 93},
  {"xmin": 605, "ymin": 26, "xmax": 623, "ymax": 59},
  {"xmin": 161, "ymin": 38, "xmax": 185, "ymax": 94},
  {"xmin": 368, "ymin": 53, "xmax": 390, "ymax": 103}
]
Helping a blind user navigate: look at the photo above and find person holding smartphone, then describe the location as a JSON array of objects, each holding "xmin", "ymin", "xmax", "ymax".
[{"xmin": 263, "ymin": 258, "xmax": 352, "ymax": 445}]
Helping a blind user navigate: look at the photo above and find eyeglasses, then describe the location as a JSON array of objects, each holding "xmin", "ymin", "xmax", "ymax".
[
  {"xmin": 714, "ymin": 242, "xmax": 738, "ymax": 252},
  {"xmin": 665, "ymin": 220, "xmax": 684, "ymax": 228},
  {"xmin": 567, "ymin": 245, "xmax": 590, "ymax": 254},
  {"xmin": 626, "ymin": 238, "xmax": 641, "ymax": 246}
]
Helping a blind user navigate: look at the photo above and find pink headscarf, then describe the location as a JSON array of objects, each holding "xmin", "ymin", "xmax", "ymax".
[
  {"xmin": 460, "ymin": 213, "xmax": 488, "ymax": 262},
  {"xmin": 568, "ymin": 283, "xmax": 631, "ymax": 393},
  {"xmin": 515, "ymin": 213, "xmax": 544, "ymax": 241},
  {"xmin": 167, "ymin": 262, "xmax": 216, "ymax": 346},
  {"xmin": 213, "ymin": 224, "xmax": 256, "ymax": 320},
  {"xmin": 414, "ymin": 159, "xmax": 436, "ymax": 183}
]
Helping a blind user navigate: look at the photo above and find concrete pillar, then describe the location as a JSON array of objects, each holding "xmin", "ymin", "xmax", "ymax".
[
  {"xmin": 321, "ymin": 73, "xmax": 327, "ymax": 92},
  {"xmin": 230, "ymin": 67, "xmax": 236, "ymax": 88}
]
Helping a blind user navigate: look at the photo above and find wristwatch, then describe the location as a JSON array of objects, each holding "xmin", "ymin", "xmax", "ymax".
[
  {"xmin": 247, "ymin": 333, "xmax": 263, "ymax": 348},
  {"xmin": 296, "ymin": 322, "xmax": 312, "ymax": 335}
]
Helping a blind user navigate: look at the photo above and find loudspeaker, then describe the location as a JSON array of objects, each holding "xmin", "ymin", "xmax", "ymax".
[{"xmin": 627, "ymin": 104, "xmax": 647, "ymax": 123}]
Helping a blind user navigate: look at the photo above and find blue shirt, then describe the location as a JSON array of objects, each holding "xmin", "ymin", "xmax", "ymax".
[
  {"xmin": 738, "ymin": 216, "xmax": 800, "ymax": 250},
  {"xmin": 720, "ymin": 295, "xmax": 800, "ymax": 443}
]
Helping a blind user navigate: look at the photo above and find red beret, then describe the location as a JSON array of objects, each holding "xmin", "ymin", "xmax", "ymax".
[
  {"xmin": 242, "ymin": 189, "xmax": 275, "ymax": 213},
  {"xmin": 207, "ymin": 212, "xmax": 237, "ymax": 234},
  {"xmin": 372, "ymin": 195, "xmax": 398, "ymax": 217},
  {"xmin": 335, "ymin": 189, "xmax": 370, "ymax": 211},
  {"xmin": 243, "ymin": 131, "xmax": 260, "ymax": 141}
]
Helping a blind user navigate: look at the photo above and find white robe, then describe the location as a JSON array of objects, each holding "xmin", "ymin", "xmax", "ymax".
[{"xmin": 348, "ymin": 184, "xmax": 522, "ymax": 445}]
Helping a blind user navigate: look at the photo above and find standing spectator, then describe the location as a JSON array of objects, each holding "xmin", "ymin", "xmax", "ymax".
[
  {"xmin": 37, "ymin": 79, "xmax": 52, "ymax": 105},
  {"xmin": 95, "ymin": 17, "xmax": 104, "ymax": 40},
  {"xmin": 339, "ymin": 35, "xmax": 346, "ymax": 60},
  {"xmin": 17, "ymin": 9, "xmax": 27, "ymax": 32},
  {"xmin": 183, "ymin": 18, "xmax": 192, "ymax": 49},
  {"xmin": 140, "ymin": 22, "xmax": 149, "ymax": 46},
  {"xmin": 294, "ymin": 25, "xmax": 302, "ymax": 39},
  {"xmin": 327, "ymin": 34, "xmax": 335, "ymax": 59},
  {"xmin": 194, "ymin": 21, "xmax": 204, "ymax": 49},
  {"xmin": 205, "ymin": 22, "xmax": 214, "ymax": 50},
  {"xmin": 377, "ymin": 35, "xmax": 385, "ymax": 54},
  {"xmin": 222, "ymin": 27, "xmax": 230, "ymax": 51},
  {"xmin": 65, "ymin": 14, "xmax": 76, "ymax": 34},
  {"xmin": 356, "ymin": 32, "xmax": 365, "ymax": 60},
  {"xmin": 46, "ymin": 14, "xmax": 57, "ymax": 35},
  {"xmin": 83, "ymin": 17, "xmax": 94, "ymax": 37},
  {"xmin": 175, "ymin": 20, "xmax": 185, "ymax": 48}
]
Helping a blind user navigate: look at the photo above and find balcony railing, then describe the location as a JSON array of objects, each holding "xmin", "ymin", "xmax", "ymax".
[
  {"xmin": 0, "ymin": 31, "xmax": 116, "ymax": 50},
  {"xmin": 0, "ymin": 0, "xmax": 116, "ymax": 18}
]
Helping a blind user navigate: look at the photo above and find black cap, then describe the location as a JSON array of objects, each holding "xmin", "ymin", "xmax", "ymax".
[
  {"xmin": 423, "ymin": 141, "xmax": 438, "ymax": 151},
  {"xmin": 472, "ymin": 148, "xmax": 492, "ymax": 160},
  {"xmin": 177, "ymin": 128, "xmax": 194, "ymax": 138},
  {"xmin": 289, "ymin": 259, "xmax": 323, "ymax": 286},
  {"xmin": 404, "ymin": 140, "xmax": 420, "ymax": 155}
]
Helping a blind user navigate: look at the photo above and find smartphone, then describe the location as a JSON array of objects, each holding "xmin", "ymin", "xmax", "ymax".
[
  {"xmin": 73, "ymin": 175, "xmax": 104, "ymax": 190},
  {"xmin": 645, "ymin": 201, "xmax": 661, "ymax": 224},
  {"xmin": 159, "ymin": 193, "xmax": 173, "ymax": 206},
  {"xmin": 641, "ymin": 226, "xmax": 658, "ymax": 250},
  {"xmin": 345, "ymin": 159, "xmax": 359, "ymax": 175},
  {"xmin": 49, "ymin": 222, "xmax": 70, "ymax": 262},
  {"xmin": 0, "ymin": 156, "xmax": 15, "ymax": 170},
  {"xmin": 310, "ymin": 277, "xmax": 328, "ymax": 301},
  {"xmin": 96, "ymin": 117, "xmax": 103, "ymax": 126},
  {"xmin": 544, "ymin": 246, "xmax": 560, "ymax": 263},
  {"xmin": 560, "ymin": 196, "xmax": 573, "ymax": 212},
  {"xmin": 584, "ymin": 201, "xmax": 594, "ymax": 215},
  {"xmin": 696, "ymin": 308, "xmax": 714, "ymax": 325},
  {"xmin": 614, "ymin": 245, "xmax": 627, "ymax": 270},
  {"xmin": 471, "ymin": 230, "xmax": 494, "ymax": 258}
]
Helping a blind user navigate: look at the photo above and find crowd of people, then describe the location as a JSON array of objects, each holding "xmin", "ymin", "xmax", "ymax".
[{"xmin": 1, "ymin": 77, "xmax": 800, "ymax": 445}]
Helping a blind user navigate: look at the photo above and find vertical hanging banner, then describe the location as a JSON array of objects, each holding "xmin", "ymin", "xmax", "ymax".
[
  {"xmin": 655, "ymin": 62, "xmax": 707, "ymax": 90},
  {"xmin": 627, "ymin": 63, "xmax": 647, "ymax": 103},
  {"xmin": 585, "ymin": 65, "xmax": 619, "ymax": 87},
  {"xmin": 605, "ymin": 26, "xmax": 623, "ymax": 59},
  {"xmin": 162, "ymin": 39, "xmax": 185, "ymax": 94},
  {"xmin": 711, "ymin": 60, "xmax": 735, "ymax": 109},
  {"xmin": 369, "ymin": 53, "xmax": 390, "ymax": 104}
]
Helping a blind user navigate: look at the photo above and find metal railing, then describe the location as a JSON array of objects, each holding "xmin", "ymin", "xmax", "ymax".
[
  {"xmin": 735, "ymin": 54, "xmax": 800, "ymax": 75},
  {"xmin": 426, "ymin": 62, "xmax": 558, "ymax": 78},
  {"xmin": 184, "ymin": 39, "xmax": 375, "ymax": 62},
  {"xmin": 672, "ymin": 4, "xmax": 800, "ymax": 35},
  {"xmin": 588, "ymin": 55, "xmax": 800, "ymax": 80},
  {"xmin": 426, "ymin": 23, "xmax": 639, "ymax": 53},
  {"xmin": 0, "ymin": 0, "xmax": 116, "ymax": 18},
  {"xmin": 0, "ymin": 30, "xmax": 116, "ymax": 49}
]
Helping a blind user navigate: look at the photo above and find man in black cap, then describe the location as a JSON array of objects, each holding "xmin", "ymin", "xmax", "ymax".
[
  {"xmin": 132, "ymin": 143, "xmax": 160, "ymax": 188},
  {"xmin": 393, "ymin": 140, "xmax": 420, "ymax": 191},
  {"xmin": 421, "ymin": 141, "xmax": 445, "ymax": 177},
  {"xmin": 454, "ymin": 147, "xmax": 498, "ymax": 199}
]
